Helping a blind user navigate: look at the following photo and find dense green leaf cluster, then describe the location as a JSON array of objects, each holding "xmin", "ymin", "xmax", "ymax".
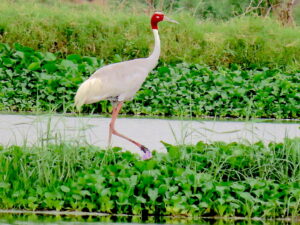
[
  {"xmin": 1, "ymin": 43, "xmax": 299, "ymax": 118},
  {"xmin": 0, "ymin": 138, "xmax": 299, "ymax": 217},
  {"xmin": 0, "ymin": 43, "xmax": 103, "ymax": 112},
  {"xmin": 130, "ymin": 64, "xmax": 300, "ymax": 118}
]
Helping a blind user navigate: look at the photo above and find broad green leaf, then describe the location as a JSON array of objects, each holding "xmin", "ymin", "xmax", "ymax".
[
  {"xmin": 67, "ymin": 54, "xmax": 81, "ymax": 63},
  {"xmin": 60, "ymin": 185, "xmax": 70, "ymax": 193},
  {"xmin": 44, "ymin": 52, "xmax": 56, "ymax": 61},
  {"xmin": 231, "ymin": 183, "xmax": 245, "ymax": 191},
  {"xmin": 148, "ymin": 188, "xmax": 158, "ymax": 201},
  {"xmin": 2, "ymin": 58, "xmax": 15, "ymax": 67},
  {"xmin": 60, "ymin": 59, "xmax": 77, "ymax": 70},
  {"xmin": 28, "ymin": 62, "xmax": 41, "ymax": 71}
]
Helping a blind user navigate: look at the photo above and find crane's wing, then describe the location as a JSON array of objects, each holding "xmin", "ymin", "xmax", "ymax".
[
  {"xmin": 74, "ymin": 58, "xmax": 151, "ymax": 111},
  {"xmin": 74, "ymin": 78, "xmax": 103, "ymax": 111}
]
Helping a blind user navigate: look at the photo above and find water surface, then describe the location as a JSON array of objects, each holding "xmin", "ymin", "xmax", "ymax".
[
  {"xmin": 0, "ymin": 114, "xmax": 299, "ymax": 155},
  {"xmin": 0, "ymin": 213, "xmax": 297, "ymax": 225}
]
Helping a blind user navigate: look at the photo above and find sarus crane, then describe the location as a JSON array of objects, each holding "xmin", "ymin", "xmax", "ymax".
[{"xmin": 75, "ymin": 12, "xmax": 178, "ymax": 160}]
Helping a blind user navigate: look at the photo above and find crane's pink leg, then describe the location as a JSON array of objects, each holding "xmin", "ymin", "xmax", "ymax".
[
  {"xmin": 108, "ymin": 105, "xmax": 117, "ymax": 146},
  {"xmin": 109, "ymin": 101, "xmax": 152, "ymax": 160}
]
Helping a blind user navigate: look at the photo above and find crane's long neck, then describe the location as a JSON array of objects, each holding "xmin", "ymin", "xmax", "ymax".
[{"xmin": 147, "ymin": 29, "xmax": 160, "ymax": 69}]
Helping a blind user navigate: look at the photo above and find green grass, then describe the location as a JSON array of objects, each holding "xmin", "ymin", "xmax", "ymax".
[
  {"xmin": 1, "ymin": 0, "xmax": 300, "ymax": 69},
  {"xmin": 0, "ymin": 138, "xmax": 299, "ymax": 217},
  {"xmin": 0, "ymin": 43, "xmax": 299, "ymax": 119}
]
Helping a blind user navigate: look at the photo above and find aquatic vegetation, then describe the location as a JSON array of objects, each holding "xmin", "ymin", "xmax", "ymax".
[
  {"xmin": 0, "ymin": 43, "xmax": 299, "ymax": 118},
  {"xmin": 131, "ymin": 63, "xmax": 300, "ymax": 118},
  {"xmin": 0, "ymin": 44, "xmax": 300, "ymax": 118},
  {"xmin": 0, "ymin": 138, "xmax": 299, "ymax": 218}
]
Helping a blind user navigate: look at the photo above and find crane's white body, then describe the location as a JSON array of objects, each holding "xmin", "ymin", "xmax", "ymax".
[
  {"xmin": 73, "ymin": 12, "xmax": 178, "ymax": 160},
  {"xmin": 75, "ymin": 29, "xmax": 160, "ymax": 109}
]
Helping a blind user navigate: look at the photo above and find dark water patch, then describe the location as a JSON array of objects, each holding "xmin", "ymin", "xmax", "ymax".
[{"xmin": 0, "ymin": 213, "xmax": 299, "ymax": 225}]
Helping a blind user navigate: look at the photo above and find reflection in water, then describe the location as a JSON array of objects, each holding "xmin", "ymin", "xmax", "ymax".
[{"xmin": 0, "ymin": 213, "xmax": 296, "ymax": 225}]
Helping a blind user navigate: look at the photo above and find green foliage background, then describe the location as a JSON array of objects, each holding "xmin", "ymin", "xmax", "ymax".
[{"xmin": 0, "ymin": 0, "xmax": 300, "ymax": 70}]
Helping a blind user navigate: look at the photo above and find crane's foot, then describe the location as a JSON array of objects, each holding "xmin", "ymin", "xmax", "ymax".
[{"xmin": 140, "ymin": 145, "xmax": 152, "ymax": 160}]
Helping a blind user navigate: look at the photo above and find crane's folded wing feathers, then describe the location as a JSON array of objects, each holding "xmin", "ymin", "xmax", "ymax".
[
  {"xmin": 74, "ymin": 58, "xmax": 155, "ymax": 111},
  {"xmin": 74, "ymin": 78, "xmax": 103, "ymax": 111}
]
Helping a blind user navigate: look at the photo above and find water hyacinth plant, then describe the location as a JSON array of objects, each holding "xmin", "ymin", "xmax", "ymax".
[
  {"xmin": 0, "ymin": 138, "xmax": 299, "ymax": 217},
  {"xmin": 0, "ymin": 43, "xmax": 299, "ymax": 119}
]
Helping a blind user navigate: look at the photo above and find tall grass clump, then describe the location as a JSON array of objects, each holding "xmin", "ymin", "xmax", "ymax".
[
  {"xmin": 0, "ymin": 138, "xmax": 299, "ymax": 217},
  {"xmin": 0, "ymin": 0, "xmax": 300, "ymax": 69}
]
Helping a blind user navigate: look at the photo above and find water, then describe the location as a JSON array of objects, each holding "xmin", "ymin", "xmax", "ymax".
[
  {"xmin": 0, "ymin": 114, "xmax": 299, "ymax": 224},
  {"xmin": 0, "ymin": 113, "xmax": 299, "ymax": 156},
  {"xmin": 1, "ymin": 114, "xmax": 300, "ymax": 153},
  {"xmin": 0, "ymin": 212, "xmax": 297, "ymax": 225}
]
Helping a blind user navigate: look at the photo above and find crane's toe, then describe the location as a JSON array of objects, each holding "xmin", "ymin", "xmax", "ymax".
[
  {"xmin": 140, "ymin": 145, "xmax": 152, "ymax": 160},
  {"xmin": 142, "ymin": 150, "xmax": 152, "ymax": 160}
]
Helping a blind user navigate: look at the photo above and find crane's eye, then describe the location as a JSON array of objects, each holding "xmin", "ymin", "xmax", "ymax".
[{"xmin": 156, "ymin": 16, "xmax": 160, "ymax": 19}]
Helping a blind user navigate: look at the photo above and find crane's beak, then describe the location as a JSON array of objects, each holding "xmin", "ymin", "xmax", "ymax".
[{"xmin": 164, "ymin": 16, "xmax": 179, "ymax": 24}]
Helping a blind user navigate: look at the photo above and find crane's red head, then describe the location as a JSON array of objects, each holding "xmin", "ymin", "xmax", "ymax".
[
  {"xmin": 151, "ymin": 12, "xmax": 179, "ymax": 30},
  {"xmin": 151, "ymin": 12, "xmax": 164, "ymax": 30}
]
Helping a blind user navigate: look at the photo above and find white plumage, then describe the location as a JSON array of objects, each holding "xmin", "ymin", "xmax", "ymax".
[
  {"xmin": 74, "ymin": 12, "xmax": 178, "ymax": 160},
  {"xmin": 75, "ymin": 57, "xmax": 157, "ymax": 109}
]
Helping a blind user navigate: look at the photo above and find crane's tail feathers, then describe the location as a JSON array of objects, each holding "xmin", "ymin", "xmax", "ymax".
[{"xmin": 74, "ymin": 79, "xmax": 102, "ymax": 111}]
